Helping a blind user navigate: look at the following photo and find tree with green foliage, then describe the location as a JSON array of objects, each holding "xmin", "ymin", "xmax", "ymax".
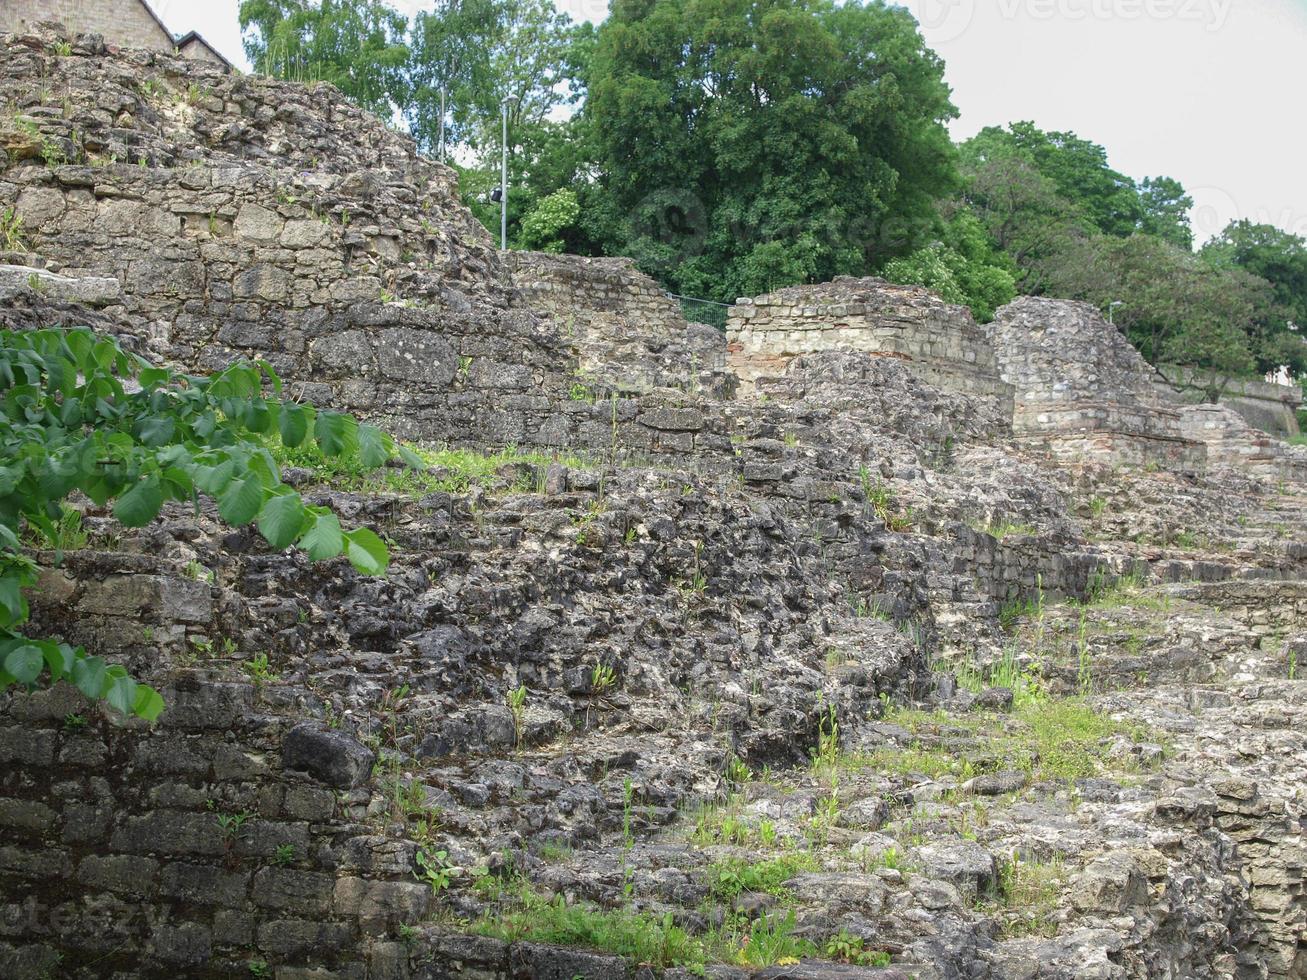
[
  {"xmin": 1202, "ymin": 220, "xmax": 1307, "ymax": 376},
  {"xmin": 239, "ymin": 0, "xmax": 411, "ymax": 117},
  {"xmin": 1138, "ymin": 176, "xmax": 1194, "ymax": 251},
  {"xmin": 965, "ymin": 122, "xmax": 1144, "ymax": 239},
  {"xmin": 585, "ymin": 0, "xmax": 957, "ymax": 302},
  {"xmin": 0, "ymin": 329, "xmax": 413, "ymax": 720},
  {"xmin": 956, "ymin": 140, "xmax": 1092, "ymax": 294},
  {"xmin": 881, "ymin": 210, "xmax": 1016, "ymax": 322},
  {"xmin": 519, "ymin": 188, "xmax": 582, "ymax": 252},
  {"xmin": 408, "ymin": 0, "xmax": 504, "ymax": 159}
]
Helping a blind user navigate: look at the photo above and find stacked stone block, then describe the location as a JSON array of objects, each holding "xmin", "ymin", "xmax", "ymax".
[
  {"xmin": 987, "ymin": 296, "xmax": 1206, "ymax": 472},
  {"xmin": 726, "ymin": 276, "xmax": 1015, "ymax": 430}
]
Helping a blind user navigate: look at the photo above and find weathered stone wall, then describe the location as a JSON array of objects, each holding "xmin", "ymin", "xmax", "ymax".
[
  {"xmin": 503, "ymin": 251, "xmax": 730, "ymax": 396},
  {"xmin": 0, "ymin": 1, "xmax": 173, "ymax": 52},
  {"xmin": 988, "ymin": 296, "xmax": 1206, "ymax": 472},
  {"xmin": 2, "ymin": 552, "xmax": 426, "ymax": 980},
  {"xmin": 726, "ymin": 277, "xmax": 1015, "ymax": 432},
  {"xmin": 1180, "ymin": 403, "xmax": 1307, "ymax": 484},
  {"xmin": 1162, "ymin": 366, "xmax": 1304, "ymax": 438},
  {"xmin": 0, "ymin": 29, "xmax": 739, "ymax": 463}
]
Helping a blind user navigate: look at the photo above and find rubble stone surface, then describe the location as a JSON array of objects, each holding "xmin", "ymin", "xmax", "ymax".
[{"xmin": 1, "ymin": 25, "xmax": 1306, "ymax": 980}]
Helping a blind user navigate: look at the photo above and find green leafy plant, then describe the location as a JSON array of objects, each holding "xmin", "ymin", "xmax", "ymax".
[
  {"xmin": 590, "ymin": 662, "xmax": 617, "ymax": 695},
  {"xmin": 243, "ymin": 652, "xmax": 279, "ymax": 687},
  {"xmin": 414, "ymin": 847, "xmax": 453, "ymax": 892},
  {"xmin": 824, "ymin": 930, "xmax": 891, "ymax": 967},
  {"xmin": 271, "ymin": 844, "xmax": 296, "ymax": 866},
  {"xmin": 507, "ymin": 684, "xmax": 527, "ymax": 745},
  {"xmin": 0, "ymin": 328, "xmax": 413, "ymax": 719},
  {"xmin": 0, "ymin": 208, "xmax": 25, "ymax": 252}
]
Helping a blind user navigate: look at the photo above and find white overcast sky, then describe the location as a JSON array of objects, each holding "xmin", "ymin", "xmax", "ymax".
[{"xmin": 160, "ymin": 0, "xmax": 1307, "ymax": 245}]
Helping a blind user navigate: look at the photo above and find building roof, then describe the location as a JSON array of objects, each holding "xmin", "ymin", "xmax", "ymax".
[{"xmin": 175, "ymin": 30, "xmax": 234, "ymax": 71}]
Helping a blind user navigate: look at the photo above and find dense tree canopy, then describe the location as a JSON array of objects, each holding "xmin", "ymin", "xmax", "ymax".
[
  {"xmin": 239, "ymin": 0, "xmax": 411, "ymax": 116},
  {"xmin": 585, "ymin": 0, "xmax": 958, "ymax": 302}
]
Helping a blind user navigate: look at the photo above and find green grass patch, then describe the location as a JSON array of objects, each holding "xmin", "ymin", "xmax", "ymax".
[
  {"xmin": 839, "ymin": 697, "xmax": 1149, "ymax": 784},
  {"xmin": 705, "ymin": 853, "xmax": 819, "ymax": 902},
  {"xmin": 269, "ymin": 438, "xmax": 590, "ymax": 495},
  {"xmin": 473, "ymin": 884, "xmax": 705, "ymax": 969}
]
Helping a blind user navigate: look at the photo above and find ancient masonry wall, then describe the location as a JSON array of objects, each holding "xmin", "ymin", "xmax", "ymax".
[
  {"xmin": 1, "ymin": 553, "xmax": 426, "ymax": 979},
  {"xmin": 503, "ymin": 251, "xmax": 730, "ymax": 395},
  {"xmin": 1180, "ymin": 404, "xmax": 1307, "ymax": 484},
  {"xmin": 725, "ymin": 277, "xmax": 1015, "ymax": 430},
  {"xmin": 988, "ymin": 296, "xmax": 1206, "ymax": 472},
  {"xmin": 1162, "ymin": 367, "xmax": 1304, "ymax": 438},
  {"xmin": 0, "ymin": 30, "xmax": 732, "ymax": 463}
]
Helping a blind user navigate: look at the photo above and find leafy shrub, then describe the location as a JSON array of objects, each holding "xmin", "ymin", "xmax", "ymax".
[{"xmin": 0, "ymin": 328, "xmax": 411, "ymax": 719}]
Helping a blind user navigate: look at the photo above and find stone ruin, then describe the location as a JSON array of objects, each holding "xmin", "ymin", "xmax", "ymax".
[
  {"xmin": 503, "ymin": 250, "xmax": 730, "ymax": 396},
  {"xmin": 726, "ymin": 277, "xmax": 1015, "ymax": 434},
  {"xmin": 1, "ymin": 25, "xmax": 1306, "ymax": 980},
  {"xmin": 986, "ymin": 296, "xmax": 1208, "ymax": 471}
]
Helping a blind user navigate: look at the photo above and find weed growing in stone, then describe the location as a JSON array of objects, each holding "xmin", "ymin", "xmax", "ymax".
[
  {"xmin": 243, "ymin": 653, "xmax": 279, "ymax": 687},
  {"xmin": 825, "ymin": 930, "xmax": 892, "ymax": 967},
  {"xmin": 508, "ymin": 685, "xmax": 528, "ymax": 745},
  {"xmin": 0, "ymin": 207, "xmax": 25, "ymax": 252},
  {"xmin": 414, "ymin": 847, "xmax": 453, "ymax": 892}
]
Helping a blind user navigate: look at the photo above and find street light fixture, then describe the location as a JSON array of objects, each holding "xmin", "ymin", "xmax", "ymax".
[
  {"xmin": 500, "ymin": 95, "xmax": 518, "ymax": 250},
  {"xmin": 1108, "ymin": 300, "xmax": 1124, "ymax": 325}
]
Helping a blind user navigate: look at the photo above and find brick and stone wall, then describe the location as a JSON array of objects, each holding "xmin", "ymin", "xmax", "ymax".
[
  {"xmin": 987, "ymin": 296, "xmax": 1206, "ymax": 472},
  {"xmin": 0, "ymin": 0, "xmax": 173, "ymax": 52},
  {"xmin": 726, "ymin": 277, "xmax": 1015, "ymax": 432}
]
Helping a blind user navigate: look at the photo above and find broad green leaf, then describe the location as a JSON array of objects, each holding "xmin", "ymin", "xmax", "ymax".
[
  {"xmin": 344, "ymin": 528, "xmax": 389, "ymax": 576},
  {"xmin": 299, "ymin": 512, "xmax": 343, "ymax": 561},
  {"xmin": 314, "ymin": 411, "xmax": 357, "ymax": 458},
  {"xmin": 72, "ymin": 655, "xmax": 107, "ymax": 699},
  {"xmin": 278, "ymin": 403, "xmax": 312, "ymax": 448},
  {"xmin": 194, "ymin": 459, "xmax": 236, "ymax": 496},
  {"xmin": 105, "ymin": 674, "xmax": 137, "ymax": 716},
  {"xmin": 358, "ymin": 425, "xmax": 391, "ymax": 469},
  {"xmin": 218, "ymin": 476, "xmax": 264, "ymax": 527},
  {"xmin": 137, "ymin": 415, "xmax": 176, "ymax": 446},
  {"xmin": 4, "ymin": 644, "xmax": 43, "ymax": 684},
  {"xmin": 257, "ymin": 493, "xmax": 307, "ymax": 550},
  {"xmin": 133, "ymin": 684, "xmax": 165, "ymax": 722},
  {"xmin": 114, "ymin": 475, "xmax": 164, "ymax": 528},
  {"xmin": 43, "ymin": 642, "xmax": 75, "ymax": 681},
  {"xmin": 398, "ymin": 445, "xmax": 427, "ymax": 471}
]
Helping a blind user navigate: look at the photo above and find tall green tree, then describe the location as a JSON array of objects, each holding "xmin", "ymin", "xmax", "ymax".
[
  {"xmin": 586, "ymin": 0, "xmax": 958, "ymax": 302},
  {"xmin": 239, "ymin": 0, "xmax": 411, "ymax": 117},
  {"xmin": 967, "ymin": 122, "xmax": 1143, "ymax": 239},
  {"xmin": 408, "ymin": 0, "xmax": 503, "ymax": 159},
  {"xmin": 1138, "ymin": 176, "xmax": 1194, "ymax": 250},
  {"xmin": 1201, "ymin": 220, "xmax": 1307, "ymax": 376}
]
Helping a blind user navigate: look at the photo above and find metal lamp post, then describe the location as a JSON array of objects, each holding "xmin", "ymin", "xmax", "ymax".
[{"xmin": 500, "ymin": 95, "xmax": 518, "ymax": 250}]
